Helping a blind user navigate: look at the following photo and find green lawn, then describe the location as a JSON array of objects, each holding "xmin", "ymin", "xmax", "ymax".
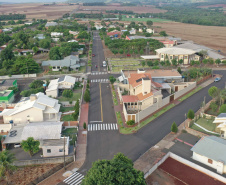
[
  {"xmin": 190, "ymin": 121, "xmax": 219, "ymax": 136},
  {"xmin": 112, "ymin": 90, "xmax": 118, "ymax": 105},
  {"xmin": 112, "ymin": 65, "xmax": 144, "ymax": 72},
  {"xmin": 111, "ymin": 60, "xmax": 140, "ymax": 66},
  {"xmin": 206, "ymin": 109, "xmax": 219, "ymax": 116},
  {"xmin": 120, "ymin": 103, "xmax": 175, "ymax": 134},
  {"xmin": 61, "ymin": 114, "xmax": 76, "ymax": 121},
  {"xmin": 58, "ymin": 91, "xmax": 82, "ymax": 102},
  {"xmin": 196, "ymin": 117, "xmax": 216, "ymax": 131},
  {"xmin": 79, "ymin": 54, "xmax": 87, "ymax": 58},
  {"xmin": 62, "ymin": 128, "xmax": 77, "ymax": 145},
  {"xmin": 178, "ymin": 86, "xmax": 203, "ymax": 101},
  {"xmin": 60, "ymin": 106, "xmax": 74, "ymax": 113},
  {"xmin": 79, "ymin": 66, "xmax": 86, "ymax": 73},
  {"xmin": 116, "ymin": 112, "xmax": 123, "ymax": 126}
]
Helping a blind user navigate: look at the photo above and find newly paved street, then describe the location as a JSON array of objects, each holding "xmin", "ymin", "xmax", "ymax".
[{"xmin": 78, "ymin": 31, "xmax": 226, "ymax": 174}]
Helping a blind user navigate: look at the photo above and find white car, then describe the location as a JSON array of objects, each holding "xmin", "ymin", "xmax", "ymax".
[{"xmin": 14, "ymin": 143, "xmax": 21, "ymax": 148}]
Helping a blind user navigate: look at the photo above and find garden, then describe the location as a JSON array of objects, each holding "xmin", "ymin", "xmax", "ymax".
[{"xmin": 62, "ymin": 128, "xmax": 78, "ymax": 146}]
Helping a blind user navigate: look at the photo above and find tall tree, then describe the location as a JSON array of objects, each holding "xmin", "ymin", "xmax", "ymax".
[
  {"xmin": 0, "ymin": 151, "xmax": 16, "ymax": 184},
  {"xmin": 208, "ymin": 86, "xmax": 218, "ymax": 98},
  {"xmin": 82, "ymin": 153, "xmax": 146, "ymax": 185},
  {"xmin": 21, "ymin": 137, "xmax": 40, "ymax": 157}
]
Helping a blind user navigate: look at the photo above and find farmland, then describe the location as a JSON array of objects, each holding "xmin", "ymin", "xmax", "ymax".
[
  {"xmin": 154, "ymin": 22, "xmax": 226, "ymax": 54},
  {"xmin": 0, "ymin": 3, "xmax": 79, "ymax": 20},
  {"xmin": 120, "ymin": 15, "xmax": 171, "ymax": 23}
]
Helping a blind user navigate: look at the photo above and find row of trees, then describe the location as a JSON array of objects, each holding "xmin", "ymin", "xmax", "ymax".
[
  {"xmin": 104, "ymin": 37, "xmax": 164, "ymax": 55},
  {"xmin": 0, "ymin": 13, "xmax": 26, "ymax": 21},
  {"xmin": 106, "ymin": 10, "xmax": 134, "ymax": 14},
  {"xmin": 20, "ymin": 80, "xmax": 44, "ymax": 97},
  {"xmin": 154, "ymin": 5, "xmax": 226, "ymax": 26}
]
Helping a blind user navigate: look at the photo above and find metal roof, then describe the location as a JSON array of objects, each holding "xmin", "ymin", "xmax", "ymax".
[
  {"xmin": 191, "ymin": 136, "xmax": 226, "ymax": 163},
  {"xmin": 156, "ymin": 47, "xmax": 196, "ymax": 55}
]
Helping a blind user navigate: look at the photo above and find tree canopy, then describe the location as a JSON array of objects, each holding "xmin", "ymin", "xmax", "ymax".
[
  {"xmin": 21, "ymin": 137, "xmax": 40, "ymax": 157},
  {"xmin": 82, "ymin": 153, "xmax": 146, "ymax": 185}
]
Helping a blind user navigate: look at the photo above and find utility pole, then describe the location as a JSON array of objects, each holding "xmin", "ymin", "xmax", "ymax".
[
  {"xmin": 184, "ymin": 113, "xmax": 186, "ymax": 129},
  {"xmin": 64, "ymin": 135, "xmax": 66, "ymax": 170},
  {"xmin": 138, "ymin": 101, "xmax": 140, "ymax": 127}
]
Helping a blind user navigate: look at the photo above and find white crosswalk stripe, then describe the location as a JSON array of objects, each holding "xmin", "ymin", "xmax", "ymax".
[
  {"xmin": 91, "ymin": 72, "xmax": 107, "ymax": 75},
  {"xmin": 88, "ymin": 123, "xmax": 118, "ymax": 131},
  {"xmin": 90, "ymin": 79, "xmax": 109, "ymax": 83},
  {"xmin": 63, "ymin": 172, "xmax": 84, "ymax": 185}
]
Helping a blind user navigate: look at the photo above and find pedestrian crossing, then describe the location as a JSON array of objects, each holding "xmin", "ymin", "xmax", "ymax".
[
  {"xmin": 91, "ymin": 72, "xmax": 107, "ymax": 75},
  {"xmin": 90, "ymin": 79, "xmax": 109, "ymax": 83},
  {"xmin": 63, "ymin": 172, "xmax": 84, "ymax": 185},
  {"xmin": 88, "ymin": 123, "xmax": 118, "ymax": 131}
]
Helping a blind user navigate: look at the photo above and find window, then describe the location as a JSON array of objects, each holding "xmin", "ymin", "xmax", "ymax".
[
  {"xmin": 184, "ymin": 56, "xmax": 188, "ymax": 59},
  {"xmin": 52, "ymin": 66, "xmax": 56, "ymax": 69},
  {"xmin": 208, "ymin": 159, "xmax": 213, "ymax": 164},
  {"xmin": 144, "ymin": 92, "xmax": 147, "ymax": 94},
  {"xmin": 47, "ymin": 149, "xmax": 51, "ymax": 153},
  {"xmin": 170, "ymin": 56, "xmax": 173, "ymax": 59},
  {"xmin": 175, "ymin": 56, "xmax": 178, "ymax": 59},
  {"xmin": 59, "ymin": 149, "xmax": 63, "ymax": 152},
  {"xmin": 161, "ymin": 55, "xmax": 164, "ymax": 58},
  {"xmin": 57, "ymin": 66, "xmax": 60, "ymax": 69}
]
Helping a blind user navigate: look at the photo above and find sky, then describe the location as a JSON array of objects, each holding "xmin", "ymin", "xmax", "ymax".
[{"xmin": 0, "ymin": 0, "xmax": 65, "ymax": 3}]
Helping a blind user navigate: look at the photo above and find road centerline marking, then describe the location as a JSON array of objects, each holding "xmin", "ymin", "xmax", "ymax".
[{"xmin": 99, "ymin": 83, "xmax": 104, "ymax": 122}]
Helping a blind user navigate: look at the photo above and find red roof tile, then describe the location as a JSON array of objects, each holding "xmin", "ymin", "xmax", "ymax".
[
  {"xmin": 122, "ymin": 95, "xmax": 139, "ymax": 103},
  {"xmin": 128, "ymin": 73, "xmax": 152, "ymax": 88}
]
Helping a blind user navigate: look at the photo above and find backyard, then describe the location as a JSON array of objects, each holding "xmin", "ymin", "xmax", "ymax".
[
  {"xmin": 190, "ymin": 117, "xmax": 219, "ymax": 136},
  {"xmin": 62, "ymin": 128, "xmax": 77, "ymax": 146},
  {"xmin": 58, "ymin": 90, "xmax": 82, "ymax": 102},
  {"xmin": 61, "ymin": 114, "xmax": 76, "ymax": 121},
  {"xmin": 60, "ymin": 106, "xmax": 74, "ymax": 113}
]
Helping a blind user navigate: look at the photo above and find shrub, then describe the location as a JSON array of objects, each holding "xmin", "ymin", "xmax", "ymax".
[
  {"xmin": 83, "ymin": 122, "xmax": 87, "ymax": 130},
  {"xmin": 219, "ymin": 104, "xmax": 226, "ymax": 114},
  {"xmin": 210, "ymin": 102, "xmax": 218, "ymax": 112},
  {"xmin": 86, "ymin": 83, "xmax": 89, "ymax": 89},
  {"xmin": 171, "ymin": 122, "xmax": 178, "ymax": 133},
  {"xmin": 62, "ymin": 89, "xmax": 73, "ymax": 98},
  {"xmin": 84, "ymin": 89, "xmax": 90, "ymax": 102},
  {"xmin": 187, "ymin": 109, "xmax": 195, "ymax": 119},
  {"xmin": 127, "ymin": 120, "xmax": 135, "ymax": 126}
]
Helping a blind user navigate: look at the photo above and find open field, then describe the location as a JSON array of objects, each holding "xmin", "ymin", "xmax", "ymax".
[
  {"xmin": 78, "ymin": 5, "xmax": 166, "ymax": 14},
  {"xmin": 154, "ymin": 22, "xmax": 226, "ymax": 54},
  {"xmin": 120, "ymin": 15, "xmax": 171, "ymax": 22},
  {"xmin": 0, "ymin": 3, "xmax": 79, "ymax": 20}
]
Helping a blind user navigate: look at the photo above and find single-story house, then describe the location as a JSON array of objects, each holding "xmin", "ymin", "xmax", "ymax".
[
  {"xmin": 95, "ymin": 24, "xmax": 103, "ymax": 30},
  {"xmin": 129, "ymin": 28, "xmax": 136, "ymax": 35},
  {"xmin": 156, "ymin": 47, "xmax": 200, "ymax": 65},
  {"xmin": 46, "ymin": 76, "xmax": 76, "ymax": 98},
  {"xmin": 42, "ymin": 55, "xmax": 80, "ymax": 71},
  {"xmin": 14, "ymin": 49, "xmax": 34, "ymax": 56},
  {"xmin": 24, "ymin": 22, "xmax": 33, "ymax": 25},
  {"xmin": 107, "ymin": 31, "xmax": 121, "ymax": 37},
  {"xmin": 51, "ymin": 32, "xmax": 63, "ymax": 37},
  {"xmin": 0, "ymin": 79, "xmax": 17, "ymax": 91},
  {"xmin": 174, "ymin": 43, "xmax": 226, "ymax": 61},
  {"xmin": 160, "ymin": 41, "xmax": 175, "ymax": 48},
  {"xmin": 68, "ymin": 39, "xmax": 78, "ymax": 43},
  {"xmin": 69, "ymin": 31, "xmax": 79, "ymax": 36},
  {"xmin": 34, "ymin": 34, "xmax": 45, "ymax": 40},
  {"xmin": 2, "ymin": 121, "xmax": 69, "ymax": 157},
  {"xmin": 45, "ymin": 22, "xmax": 58, "ymax": 28},
  {"xmin": 191, "ymin": 136, "xmax": 226, "ymax": 174},
  {"xmin": 0, "ymin": 90, "xmax": 15, "ymax": 103},
  {"xmin": 213, "ymin": 113, "xmax": 226, "ymax": 139},
  {"xmin": 146, "ymin": 28, "xmax": 155, "ymax": 34}
]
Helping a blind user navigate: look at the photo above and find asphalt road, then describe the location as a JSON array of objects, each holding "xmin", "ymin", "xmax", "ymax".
[{"xmin": 78, "ymin": 32, "xmax": 226, "ymax": 174}]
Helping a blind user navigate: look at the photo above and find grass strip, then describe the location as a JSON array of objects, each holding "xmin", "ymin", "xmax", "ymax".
[
  {"xmin": 116, "ymin": 112, "xmax": 123, "ymax": 126},
  {"xmin": 178, "ymin": 86, "xmax": 202, "ymax": 101}
]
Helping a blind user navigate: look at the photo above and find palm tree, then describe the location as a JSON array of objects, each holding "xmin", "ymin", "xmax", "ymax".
[
  {"xmin": 0, "ymin": 151, "xmax": 16, "ymax": 184},
  {"xmin": 220, "ymin": 89, "xmax": 226, "ymax": 105}
]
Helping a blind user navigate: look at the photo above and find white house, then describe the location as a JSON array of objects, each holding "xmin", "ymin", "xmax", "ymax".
[
  {"xmin": 213, "ymin": 113, "xmax": 226, "ymax": 139},
  {"xmin": 0, "ymin": 93, "xmax": 61, "ymax": 124},
  {"xmin": 129, "ymin": 28, "xmax": 136, "ymax": 35},
  {"xmin": 191, "ymin": 136, "xmax": 226, "ymax": 174},
  {"xmin": 51, "ymin": 32, "xmax": 63, "ymax": 37},
  {"xmin": 2, "ymin": 122, "xmax": 69, "ymax": 157},
  {"xmin": 46, "ymin": 76, "xmax": 77, "ymax": 98},
  {"xmin": 69, "ymin": 30, "xmax": 79, "ymax": 36},
  {"xmin": 146, "ymin": 28, "xmax": 155, "ymax": 34}
]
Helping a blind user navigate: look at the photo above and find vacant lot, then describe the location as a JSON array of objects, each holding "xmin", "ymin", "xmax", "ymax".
[
  {"xmin": 78, "ymin": 5, "xmax": 166, "ymax": 14},
  {"xmin": 0, "ymin": 3, "xmax": 79, "ymax": 20},
  {"xmin": 154, "ymin": 22, "xmax": 226, "ymax": 54}
]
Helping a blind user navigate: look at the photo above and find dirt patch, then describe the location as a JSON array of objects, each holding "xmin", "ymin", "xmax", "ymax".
[
  {"xmin": 0, "ymin": 3, "xmax": 79, "ymax": 20},
  {"xmin": 0, "ymin": 164, "xmax": 59, "ymax": 185},
  {"xmin": 154, "ymin": 22, "xmax": 226, "ymax": 54}
]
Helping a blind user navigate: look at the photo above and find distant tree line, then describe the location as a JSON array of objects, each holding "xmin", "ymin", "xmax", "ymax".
[
  {"xmin": 83, "ymin": 2, "xmax": 106, "ymax": 6},
  {"xmin": 106, "ymin": 10, "xmax": 134, "ymax": 14},
  {"xmin": 72, "ymin": 13, "xmax": 103, "ymax": 19},
  {"xmin": 154, "ymin": 5, "xmax": 226, "ymax": 26},
  {"xmin": 0, "ymin": 13, "xmax": 26, "ymax": 21}
]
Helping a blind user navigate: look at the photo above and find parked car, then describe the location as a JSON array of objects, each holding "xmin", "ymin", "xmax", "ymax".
[
  {"xmin": 14, "ymin": 143, "xmax": 21, "ymax": 148},
  {"xmin": 92, "ymin": 54, "xmax": 95, "ymax": 57},
  {"xmin": 214, "ymin": 77, "xmax": 221, "ymax": 82},
  {"xmin": 103, "ymin": 61, "xmax": 107, "ymax": 67},
  {"xmin": 127, "ymin": 54, "xmax": 131, "ymax": 57}
]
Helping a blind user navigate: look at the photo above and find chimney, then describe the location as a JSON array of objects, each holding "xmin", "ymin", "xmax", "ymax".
[
  {"xmin": 142, "ymin": 77, "xmax": 151, "ymax": 95},
  {"xmin": 30, "ymin": 94, "xmax": 37, "ymax": 101}
]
